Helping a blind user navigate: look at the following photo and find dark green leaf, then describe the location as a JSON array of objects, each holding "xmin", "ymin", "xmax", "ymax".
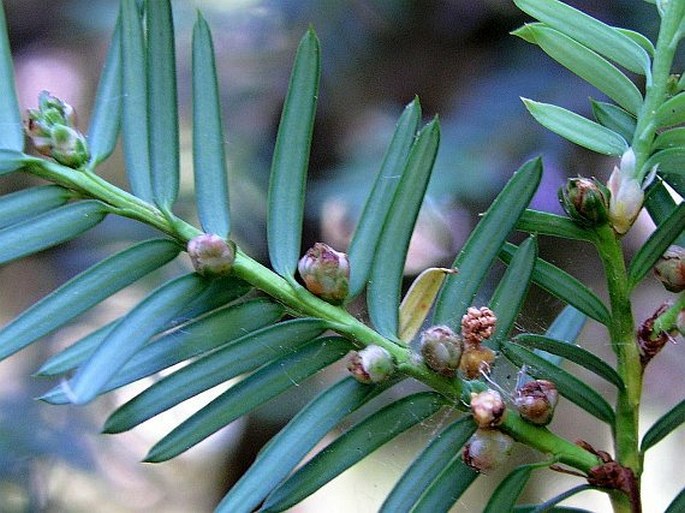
[
  {"xmin": 0, "ymin": 185, "xmax": 71, "ymax": 229},
  {"xmin": 0, "ymin": 149, "xmax": 28, "ymax": 176},
  {"xmin": 514, "ymin": 24, "xmax": 642, "ymax": 114},
  {"xmin": 627, "ymin": 202, "xmax": 685, "ymax": 289},
  {"xmin": 434, "ymin": 158, "xmax": 542, "ymax": 327},
  {"xmin": 367, "ymin": 118, "xmax": 440, "ymax": 338},
  {"xmin": 644, "ymin": 179, "xmax": 685, "ymax": 246},
  {"xmin": 514, "ymin": 484, "xmax": 596, "ymax": 513},
  {"xmin": 665, "ymin": 488, "xmax": 685, "ymax": 513},
  {"xmin": 87, "ymin": 17, "xmax": 122, "ymax": 167},
  {"xmin": 484, "ymin": 464, "xmax": 537, "ymax": 513},
  {"xmin": 539, "ymin": 306, "xmax": 587, "ymax": 366},
  {"xmin": 267, "ymin": 29, "xmax": 320, "ymax": 280},
  {"xmin": 641, "ymin": 398, "xmax": 685, "ymax": 452},
  {"xmin": 63, "ymin": 273, "xmax": 210, "ymax": 404},
  {"xmin": 652, "ymin": 127, "xmax": 685, "ymax": 150},
  {"xmin": 146, "ymin": 0, "xmax": 179, "ymax": 209},
  {"xmin": 500, "ymin": 242, "xmax": 610, "ymax": 325},
  {"xmin": 35, "ymin": 319, "xmax": 119, "ymax": 377},
  {"xmin": 411, "ymin": 458, "xmax": 479, "ymax": 513},
  {"xmin": 501, "ymin": 341, "xmax": 615, "ymax": 424},
  {"xmin": 513, "ymin": 0, "xmax": 650, "ymax": 74},
  {"xmin": 615, "ymin": 28, "xmax": 654, "ymax": 57},
  {"xmin": 347, "ymin": 98, "xmax": 421, "ymax": 298},
  {"xmin": 0, "ymin": 200, "xmax": 108, "ymax": 266},
  {"xmin": 522, "ymin": 99, "xmax": 628, "ymax": 156},
  {"xmin": 513, "ymin": 334, "xmax": 623, "ymax": 388},
  {"xmin": 41, "ymin": 298, "xmax": 282, "ymax": 403},
  {"xmin": 517, "ymin": 209, "xmax": 595, "ymax": 242},
  {"xmin": 145, "ymin": 336, "xmax": 352, "ymax": 463},
  {"xmin": 488, "ymin": 237, "xmax": 537, "ymax": 349},
  {"xmin": 655, "ymin": 92, "xmax": 685, "ymax": 128},
  {"xmin": 120, "ymin": 0, "xmax": 151, "ymax": 200},
  {"xmin": 192, "ymin": 12, "xmax": 230, "ymax": 237},
  {"xmin": 0, "ymin": 2, "xmax": 23, "ymax": 151},
  {"xmin": 261, "ymin": 392, "xmax": 446, "ymax": 512},
  {"xmin": 104, "ymin": 318, "xmax": 327, "ymax": 433},
  {"xmin": 591, "ymin": 100, "xmax": 636, "ymax": 142},
  {"xmin": 215, "ymin": 377, "xmax": 392, "ymax": 513},
  {"xmin": 0, "ymin": 238, "xmax": 180, "ymax": 360},
  {"xmin": 379, "ymin": 416, "xmax": 476, "ymax": 513},
  {"xmin": 642, "ymin": 148, "xmax": 685, "ymax": 178}
]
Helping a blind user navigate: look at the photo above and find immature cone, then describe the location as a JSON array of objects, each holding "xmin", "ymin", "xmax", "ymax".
[
  {"xmin": 461, "ymin": 306, "xmax": 497, "ymax": 346},
  {"xmin": 298, "ymin": 243, "xmax": 350, "ymax": 304},
  {"xmin": 419, "ymin": 325, "xmax": 463, "ymax": 377},
  {"xmin": 607, "ymin": 148, "xmax": 644, "ymax": 235},
  {"xmin": 346, "ymin": 345, "xmax": 394, "ymax": 384},
  {"xmin": 470, "ymin": 389, "xmax": 506, "ymax": 428},
  {"xmin": 187, "ymin": 234, "xmax": 235, "ymax": 276},
  {"xmin": 558, "ymin": 177, "xmax": 610, "ymax": 227},
  {"xmin": 459, "ymin": 345, "xmax": 496, "ymax": 379},
  {"xmin": 653, "ymin": 245, "xmax": 685, "ymax": 293},
  {"xmin": 514, "ymin": 379, "xmax": 558, "ymax": 426},
  {"xmin": 462, "ymin": 429, "xmax": 514, "ymax": 473},
  {"xmin": 25, "ymin": 91, "xmax": 89, "ymax": 168}
]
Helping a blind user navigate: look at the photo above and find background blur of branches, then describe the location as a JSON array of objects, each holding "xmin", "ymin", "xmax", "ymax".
[{"xmin": 0, "ymin": 1, "xmax": 681, "ymax": 512}]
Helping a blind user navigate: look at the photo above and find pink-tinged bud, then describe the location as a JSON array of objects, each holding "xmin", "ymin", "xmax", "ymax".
[
  {"xmin": 187, "ymin": 234, "xmax": 236, "ymax": 276},
  {"xmin": 558, "ymin": 177, "xmax": 610, "ymax": 227},
  {"xmin": 462, "ymin": 429, "xmax": 514, "ymax": 473},
  {"xmin": 346, "ymin": 345, "xmax": 394, "ymax": 384},
  {"xmin": 607, "ymin": 149, "xmax": 643, "ymax": 235},
  {"xmin": 653, "ymin": 245, "xmax": 685, "ymax": 293},
  {"xmin": 461, "ymin": 306, "xmax": 497, "ymax": 346},
  {"xmin": 298, "ymin": 243, "xmax": 350, "ymax": 304},
  {"xmin": 459, "ymin": 345, "xmax": 496, "ymax": 380},
  {"xmin": 514, "ymin": 379, "xmax": 558, "ymax": 426},
  {"xmin": 470, "ymin": 389, "xmax": 506, "ymax": 428},
  {"xmin": 419, "ymin": 325, "xmax": 463, "ymax": 377}
]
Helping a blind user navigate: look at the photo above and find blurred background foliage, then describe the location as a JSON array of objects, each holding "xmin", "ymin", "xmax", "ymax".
[{"xmin": 0, "ymin": 1, "xmax": 681, "ymax": 512}]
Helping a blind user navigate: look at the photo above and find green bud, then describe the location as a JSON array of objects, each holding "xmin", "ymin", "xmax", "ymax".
[
  {"xmin": 558, "ymin": 177, "xmax": 610, "ymax": 227},
  {"xmin": 298, "ymin": 243, "xmax": 350, "ymax": 304},
  {"xmin": 187, "ymin": 234, "xmax": 236, "ymax": 276},
  {"xmin": 346, "ymin": 345, "xmax": 394, "ymax": 384},
  {"xmin": 50, "ymin": 125, "xmax": 89, "ymax": 167},
  {"xmin": 419, "ymin": 325, "xmax": 463, "ymax": 377},
  {"xmin": 462, "ymin": 429, "xmax": 514, "ymax": 473}
]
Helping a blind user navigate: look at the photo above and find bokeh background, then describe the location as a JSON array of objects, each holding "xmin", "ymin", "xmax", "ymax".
[{"xmin": 0, "ymin": 0, "xmax": 682, "ymax": 511}]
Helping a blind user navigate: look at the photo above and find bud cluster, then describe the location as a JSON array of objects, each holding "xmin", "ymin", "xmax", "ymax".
[
  {"xmin": 25, "ymin": 91, "xmax": 89, "ymax": 168},
  {"xmin": 298, "ymin": 243, "xmax": 350, "ymax": 304}
]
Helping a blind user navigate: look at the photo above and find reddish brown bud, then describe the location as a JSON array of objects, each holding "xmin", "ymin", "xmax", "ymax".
[
  {"xmin": 514, "ymin": 379, "xmax": 558, "ymax": 425},
  {"xmin": 298, "ymin": 243, "xmax": 350, "ymax": 304},
  {"xmin": 187, "ymin": 234, "xmax": 235, "ymax": 276},
  {"xmin": 419, "ymin": 325, "xmax": 463, "ymax": 377},
  {"xmin": 470, "ymin": 389, "xmax": 506, "ymax": 428},
  {"xmin": 462, "ymin": 429, "xmax": 513, "ymax": 473},
  {"xmin": 637, "ymin": 303, "xmax": 675, "ymax": 367},
  {"xmin": 345, "ymin": 345, "xmax": 394, "ymax": 384},
  {"xmin": 459, "ymin": 345, "xmax": 496, "ymax": 379},
  {"xmin": 461, "ymin": 306, "xmax": 497, "ymax": 346},
  {"xmin": 653, "ymin": 245, "xmax": 685, "ymax": 293}
]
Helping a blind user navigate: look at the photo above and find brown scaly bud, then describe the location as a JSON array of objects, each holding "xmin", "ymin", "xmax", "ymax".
[
  {"xmin": 298, "ymin": 243, "xmax": 350, "ymax": 304},
  {"xmin": 637, "ymin": 303, "xmax": 675, "ymax": 367},
  {"xmin": 462, "ymin": 429, "xmax": 514, "ymax": 473},
  {"xmin": 419, "ymin": 325, "xmax": 463, "ymax": 377},
  {"xmin": 187, "ymin": 234, "xmax": 236, "ymax": 276},
  {"xmin": 345, "ymin": 345, "xmax": 394, "ymax": 384},
  {"xmin": 459, "ymin": 345, "xmax": 496, "ymax": 380},
  {"xmin": 653, "ymin": 245, "xmax": 685, "ymax": 293},
  {"xmin": 470, "ymin": 389, "xmax": 506, "ymax": 428},
  {"xmin": 514, "ymin": 379, "xmax": 558, "ymax": 426},
  {"xmin": 461, "ymin": 306, "xmax": 497, "ymax": 347}
]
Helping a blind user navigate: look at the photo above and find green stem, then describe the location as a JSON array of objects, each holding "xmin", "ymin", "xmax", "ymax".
[
  {"xmin": 631, "ymin": 1, "xmax": 685, "ymax": 177},
  {"xmin": 595, "ymin": 225, "xmax": 642, "ymax": 510},
  {"xmin": 652, "ymin": 293, "xmax": 685, "ymax": 335}
]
